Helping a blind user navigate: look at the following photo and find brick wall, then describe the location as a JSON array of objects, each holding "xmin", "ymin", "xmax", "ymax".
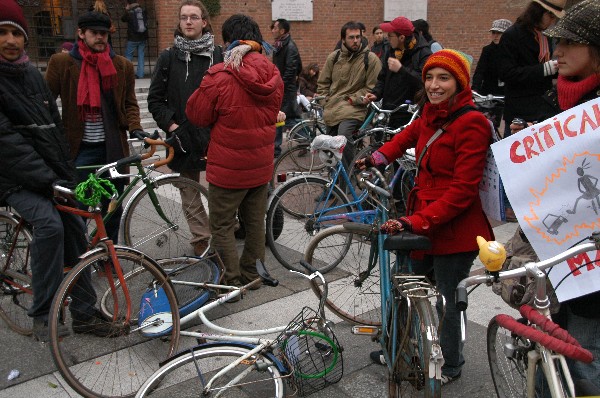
[{"xmin": 153, "ymin": 0, "xmax": 567, "ymax": 72}]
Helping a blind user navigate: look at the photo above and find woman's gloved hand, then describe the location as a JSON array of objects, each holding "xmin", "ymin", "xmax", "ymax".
[{"xmin": 380, "ymin": 217, "xmax": 412, "ymax": 235}]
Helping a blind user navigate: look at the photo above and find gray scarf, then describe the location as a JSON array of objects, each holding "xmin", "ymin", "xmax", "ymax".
[{"xmin": 173, "ymin": 32, "xmax": 215, "ymax": 81}]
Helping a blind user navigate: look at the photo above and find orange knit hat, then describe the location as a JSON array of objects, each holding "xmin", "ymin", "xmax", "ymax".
[{"xmin": 422, "ymin": 49, "xmax": 472, "ymax": 90}]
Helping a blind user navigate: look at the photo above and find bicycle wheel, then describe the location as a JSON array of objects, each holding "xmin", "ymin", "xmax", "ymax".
[
  {"xmin": 49, "ymin": 247, "xmax": 180, "ymax": 398},
  {"xmin": 305, "ymin": 224, "xmax": 381, "ymax": 326},
  {"xmin": 0, "ymin": 212, "xmax": 33, "ymax": 335},
  {"xmin": 122, "ymin": 175, "xmax": 209, "ymax": 260},
  {"xmin": 288, "ymin": 119, "xmax": 327, "ymax": 144},
  {"xmin": 487, "ymin": 316, "xmax": 537, "ymax": 398},
  {"xmin": 389, "ymin": 296, "xmax": 441, "ymax": 398},
  {"xmin": 272, "ymin": 145, "xmax": 327, "ymax": 189},
  {"xmin": 136, "ymin": 343, "xmax": 285, "ymax": 398},
  {"xmin": 266, "ymin": 176, "xmax": 353, "ymax": 272}
]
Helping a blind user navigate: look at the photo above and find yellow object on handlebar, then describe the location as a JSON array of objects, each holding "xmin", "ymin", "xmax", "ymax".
[
  {"xmin": 476, "ymin": 236, "xmax": 506, "ymax": 272},
  {"xmin": 275, "ymin": 121, "xmax": 285, "ymax": 127}
]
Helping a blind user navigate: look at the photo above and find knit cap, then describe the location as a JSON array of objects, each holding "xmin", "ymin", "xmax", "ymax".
[
  {"xmin": 0, "ymin": 0, "xmax": 29, "ymax": 42},
  {"xmin": 544, "ymin": 0, "xmax": 600, "ymax": 47},
  {"xmin": 422, "ymin": 49, "xmax": 472, "ymax": 90}
]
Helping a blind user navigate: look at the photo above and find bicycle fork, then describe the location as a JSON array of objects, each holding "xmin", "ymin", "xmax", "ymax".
[{"xmin": 526, "ymin": 347, "xmax": 576, "ymax": 398}]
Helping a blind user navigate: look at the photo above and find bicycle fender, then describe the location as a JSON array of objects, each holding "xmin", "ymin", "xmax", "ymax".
[
  {"xmin": 267, "ymin": 174, "xmax": 331, "ymax": 210},
  {"xmin": 160, "ymin": 341, "xmax": 287, "ymax": 372},
  {"xmin": 118, "ymin": 173, "xmax": 182, "ymax": 232}
]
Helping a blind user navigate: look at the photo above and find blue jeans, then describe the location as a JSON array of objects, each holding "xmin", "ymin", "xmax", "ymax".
[
  {"xmin": 5, "ymin": 190, "xmax": 94, "ymax": 320},
  {"xmin": 412, "ymin": 251, "xmax": 477, "ymax": 378},
  {"xmin": 125, "ymin": 40, "xmax": 146, "ymax": 78},
  {"xmin": 75, "ymin": 142, "xmax": 125, "ymax": 243}
]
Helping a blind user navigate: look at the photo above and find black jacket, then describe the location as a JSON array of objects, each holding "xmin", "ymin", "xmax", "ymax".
[
  {"xmin": 499, "ymin": 23, "xmax": 555, "ymax": 122},
  {"xmin": 472, "ymin": 42, "xmax": 505, "ymax": 96},
  {"xmin": 121, "ymin": 4, "xmax": 148, "ymax": 42},
  {"xmin": 0, "ymin": 63, "xmax": 76, "ymax": 203},
  {"xmin": 273, "ymin": 35, "xmax": 302, "ymax": 119},
  {"xmin": 371, "ymin": 33, "xmax": 431, "ymax": 127},
  {"xmin": 148, "ymin": 44, "xmax": 222, "ymax": 171}
]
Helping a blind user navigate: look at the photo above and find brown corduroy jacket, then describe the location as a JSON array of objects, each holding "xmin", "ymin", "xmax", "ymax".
[{"xmin": 45, "ymin": 48, "xmax": 142, "ymax": 160}]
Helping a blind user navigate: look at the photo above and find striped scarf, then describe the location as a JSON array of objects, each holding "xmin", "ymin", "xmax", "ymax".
[{"xmin": 535, "ymin": 29, "xmax": 550, "ymax": 63}]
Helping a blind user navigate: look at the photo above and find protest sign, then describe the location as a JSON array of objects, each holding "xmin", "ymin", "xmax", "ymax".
[{"xmin": 491, "ymin": 97, "xmax": 600, "ymax": 302}]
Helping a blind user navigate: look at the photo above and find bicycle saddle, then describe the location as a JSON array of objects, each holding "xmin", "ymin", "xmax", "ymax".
[{"xmin": 383, "ymin": 232, "xmax": 431, "ymax": 252}]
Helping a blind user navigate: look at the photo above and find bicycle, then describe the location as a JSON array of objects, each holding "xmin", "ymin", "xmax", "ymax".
[
  {"xmin": 135, "ymin": 260, "xmax": 344, "ymax": 397},
  {"xmin": 76, "ymin": 132, "xmax": 209, "ymax": 260},
  {"xmin": 456, "ymin": 235, "xmax": 598, "ymax": 398},
  {"xmin": 43, "ymin": 145, "xmax": 184, "ymax": 398},
  {"xmin": 304, "ymin": 168, "xmax": 443, "ymax": 396},
  {"xmin": 0, "ymin": 136, "xmax": 209, "ymax": 337},
  {"xmin": 272, "ymin": 100, "xmax": 415, "ymax": 190},
  {"xmin": 266, "ymin": 121, "xmax": 417, "ymax": 273},
  {"xmin": 472, "ymin": 91, "xmax": 504, "ymax": 131}
]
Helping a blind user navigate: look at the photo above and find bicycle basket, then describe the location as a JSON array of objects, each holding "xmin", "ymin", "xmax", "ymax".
[{"xmin": 275, "ymin": 307, "xmax": 343, "ymax": 396}]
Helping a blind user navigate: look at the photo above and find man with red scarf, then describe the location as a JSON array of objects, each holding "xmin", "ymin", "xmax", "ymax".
[
  {"xmin": 0, "ymin": 1, "xmax": 121, "ymax": 341},
  {"xmin": 46, "ymin": 11, "xmax": 144, "ymax": 243}
]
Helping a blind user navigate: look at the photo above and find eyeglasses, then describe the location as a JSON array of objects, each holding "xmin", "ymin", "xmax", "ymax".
[{"xmin": 179, "ymin": 15, "xmax": 203, "ymax": 22}]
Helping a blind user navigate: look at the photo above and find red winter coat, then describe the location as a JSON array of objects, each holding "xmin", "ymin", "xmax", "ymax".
[
  {"xmin": 378, "ymin": 88, "xmax": 494, "ymax": 255},
  {"xmin": 186, "ymin": 51, "xmax": 284, "ymax": 189}
]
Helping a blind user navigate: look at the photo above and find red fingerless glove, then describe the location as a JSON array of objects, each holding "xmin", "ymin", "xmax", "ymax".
[{"xmin": 380, "ymin": 217, "xmax": 412, "ymax": 234}]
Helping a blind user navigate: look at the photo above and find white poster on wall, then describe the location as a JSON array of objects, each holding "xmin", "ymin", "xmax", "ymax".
[
  {"xmin": 384, "ymin": 0, "xmax": 427, "ymax": 21},
  {"xmin": 272, "ymin": 0, "xmax": 313, "ymax": 21},
  {"xmin": 491, "ymin": 97, "xmax": 600, "ymax": 302}
]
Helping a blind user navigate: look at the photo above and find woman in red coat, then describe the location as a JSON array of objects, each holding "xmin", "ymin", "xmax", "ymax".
[{"xmin": 357, "ymin": 49, "xmax": 494, "ymax": 384}]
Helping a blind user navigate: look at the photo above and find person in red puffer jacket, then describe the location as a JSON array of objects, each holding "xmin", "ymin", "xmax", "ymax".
[{"xmin": 186, "ymin": 14, "xmax": 283, "ymax": 289}]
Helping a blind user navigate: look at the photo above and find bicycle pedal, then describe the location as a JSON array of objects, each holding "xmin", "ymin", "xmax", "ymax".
[{"xmin": 351, "ymin": 325, "xmax": 379, "ymax": 336}]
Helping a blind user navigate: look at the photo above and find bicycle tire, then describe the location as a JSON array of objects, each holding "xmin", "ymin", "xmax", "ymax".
[
  {"xmin": 49, "ymin": 247, "xmax": 181, "ymax": 398},
  {"xmin": 266, "ymin": 176, "xmax": 353, "ymax": 272},
  {"xmin": 305, "ymin": 224, "xmax": 381, "ymax": 326},
  {"xmin": 122, "ymin": 175, "xmax": 209, "ymax": 260},
  {"xmin": 288, "ymin": 119, "xmax": 327, "ymax": 144},
  {"xmin": 389, "ymin": 296, "xmax": 441, "ymax": 397},
  {"xmin": 136, "ymin": 343, "xmax": 285, "ymax": 398},
  {"xmin": 0, "ymin": 212, "xmax": 33, "ymax": 335},
  {"xmin": 272, "ymin": 144, "xmax": 327, "ymax": 189},
  {"xmin": 487, "ymin": 316, "xmax": 534, "ymax": 398}
]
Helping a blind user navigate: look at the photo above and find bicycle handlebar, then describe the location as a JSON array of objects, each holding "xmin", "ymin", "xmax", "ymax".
[
  {"xmin": 456, "ymin": 232, "xmax": 600, "ymax": 311},
  {"xmin": 472, "ymin": 91, "xmax": 505, "ymax": 106}
]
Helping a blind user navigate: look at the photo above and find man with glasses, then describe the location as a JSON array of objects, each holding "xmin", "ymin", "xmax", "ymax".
[
  {"xmin": 147, "ymin": 0, "xmax": 221, "ymax": 255},
  {"xmin": 317, "ymin": 21, "xmax": 381, "ymax": 168}
]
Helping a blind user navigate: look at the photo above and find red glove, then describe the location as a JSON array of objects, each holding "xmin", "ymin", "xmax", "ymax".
[{"xmin": 380, "ymin": 217, "xmax": 412, "ymax": 234}]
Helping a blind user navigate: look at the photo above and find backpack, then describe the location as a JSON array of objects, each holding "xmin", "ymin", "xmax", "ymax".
[
  {"xmin": 332, "ymin": 49, "xmax": 369, "ymax": 71},
  {"xmin": 132, "ymin": 6, "xmax": 147, "ymax": 34}
]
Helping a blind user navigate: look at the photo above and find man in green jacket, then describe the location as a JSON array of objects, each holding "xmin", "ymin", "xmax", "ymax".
[{"xmin": 317, "ymin": 20, "xmax": 381, "ymax": 167}]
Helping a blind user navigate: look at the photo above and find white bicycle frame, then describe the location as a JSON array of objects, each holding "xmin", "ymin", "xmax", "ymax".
[
  {"xmin": 457, "ymin": 237, "xmax": 600, "ymax": 398},
  {"xmin": 166, "ymin": 270, "xmax": 327, "ymax": 396}
]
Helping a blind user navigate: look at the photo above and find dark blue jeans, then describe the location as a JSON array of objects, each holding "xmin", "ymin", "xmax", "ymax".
[
  {"xmin": 274, "ymin": 118, "xmax": 302, "ymax": 157},
  {"xmin": 75, "ymin": 142, "xmax": 125, "ymax": 243},
  {"xmin": 412, "ymin": 251, "xmax": 477, "ymax": 378},
  {"xmin": 5, "ymin": 190, "xmax": 94, "ymax": 321}
]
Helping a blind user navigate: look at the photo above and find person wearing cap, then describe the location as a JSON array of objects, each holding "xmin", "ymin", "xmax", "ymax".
[
  {"xmin": 498, "ymin": 0, "xmax": 565, "ymax": 138},
  {"xmin": 363, "ymin": 16, "xmax": 432, "ymax": 128},
  {"xmin": 60, "ymin": 41, "xmax": 74, "ymax": 53},
  {"xmin": 45, "ymin": 11, "xmax": 144, "ymax": 244},
  {"xmin": 511, "ymin": 0, "xmax": 600, "ymax": 390},
  {"xmin": 317, "ymin": 21, "xmax": 382, "ymax": 169},
  {"xmin": 472, "ymin": 18, "xmax": 512, "ymax": 128},
  {"xmin": 0, "ymin": 0, "xmax": 117, "ymax": 341},
  {"xmin": 356, "ymin": 49, "xmax": 494, "ymax": 385}
]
